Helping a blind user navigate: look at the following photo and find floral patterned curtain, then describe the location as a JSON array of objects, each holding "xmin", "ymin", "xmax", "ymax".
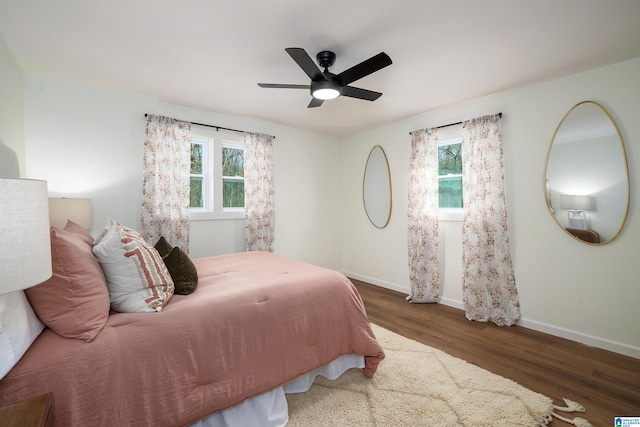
[
  {"xmin": 407, "ymin": 128, "xmax": 440, "ymax": 303},
  {"xmin": 461, "ymin": 114, "xmax": 520, "ymax": 326},
  {"xmin": 141, "ymin": 115, "xmax": 191, "ymax": 253},
  {"xmin": 244, "ymin": 132, "xmax": 275, "ymax": 252}
]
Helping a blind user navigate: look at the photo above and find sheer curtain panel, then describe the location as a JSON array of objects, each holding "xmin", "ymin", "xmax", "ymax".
[
  {"xmin": 407, "ymin": 128, "xmax": 440, "ymax": 303},
  {"xmin": 141, "ymin": 115, "xmax": 192, "ymax": 253},
  {"xmin": 244, "ymin": 132, "xmax": 275, "ymax": 252},
  {"xmin": 461, "ymin": 114, "xmax": 520, "ymax": 326}
]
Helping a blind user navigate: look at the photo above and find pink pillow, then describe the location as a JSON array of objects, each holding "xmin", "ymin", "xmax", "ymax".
[
  {"xmin": 63, "ymin": 220, "xmax": 94, "ymax": 247},
  {"xmin": 25, "ymin": 227, "xmax": 110, "ymax": 342}
]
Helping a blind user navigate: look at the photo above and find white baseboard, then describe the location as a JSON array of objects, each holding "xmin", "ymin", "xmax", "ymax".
[
  {"xmin": 343, "ymin": 271, "xmax": 410, "ymax": 295},
  {"xmin": 438, "ymin": 296, "xmax": 464, "ymax": 311},
  {"xmin": 515, "ymin": 318, "xmax": 640, "ymax": 360},
  {"xmin": 343, "ymin": 271, "xmax": 640, "ymax": 360}
]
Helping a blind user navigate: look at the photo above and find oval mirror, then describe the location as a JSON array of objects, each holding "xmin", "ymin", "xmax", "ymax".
[
  {"xmin": 363, "ymin": 145, "xmax": 392, "ymax": 228},
  {"xmin": 544, "ymin": 101, "xmax": 629, "ymax": 244}
]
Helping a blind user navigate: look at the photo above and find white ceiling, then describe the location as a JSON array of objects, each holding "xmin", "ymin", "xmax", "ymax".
[{"xmin": 1, "ymin": 0, "xmax": 640, "ymax": 137}]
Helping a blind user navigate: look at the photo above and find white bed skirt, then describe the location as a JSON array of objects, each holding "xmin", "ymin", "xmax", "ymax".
[{"xmin": 190, "ymin": 354, "xmax": 365, "ymax": 427}]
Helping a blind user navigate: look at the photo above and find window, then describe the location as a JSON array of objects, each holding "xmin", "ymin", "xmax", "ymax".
[
  {"xmin": 189, "ymin": 127, "xmax": 245, "ymax": 220},
  {"xmin": 438, "ymin": 139, "xmax": 463, "ymax": 208},
  {"xmin": 438, "ymin": 138, "xmax": 464, "ymax": 221}
]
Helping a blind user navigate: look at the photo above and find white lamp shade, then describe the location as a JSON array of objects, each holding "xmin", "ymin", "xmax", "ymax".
[
  {"xmin": 560, "ymin": 195, "xmax": 592, "ymax": 211},
  {"xmin": 49, "ymin": 198, "xmax": 92, "ymax": 229},
  {"xmin": 0, "ymin": 178, "xmax": 52, "ymax": 295}
]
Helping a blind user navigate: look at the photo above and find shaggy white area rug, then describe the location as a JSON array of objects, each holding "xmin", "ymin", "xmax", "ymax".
[{"xmin": 287, "ymin": 324, "xmax": 590, "ymax": 426}]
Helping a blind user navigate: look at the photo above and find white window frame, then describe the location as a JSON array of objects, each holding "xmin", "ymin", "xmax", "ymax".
[
  {"xmin": 189, "ymin": 126, "xmax": 245, "ymax": 221},
  {"xmin": 189, "ymin": 137, "xmax": 208, "ymax": 212},
  {"xmin": 438, "ymin": 137, "xmax": 464, "ymax": 222}
]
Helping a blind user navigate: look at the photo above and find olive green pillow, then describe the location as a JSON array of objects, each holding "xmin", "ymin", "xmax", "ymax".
[
  {"xmin": 154, "ymin": 236, "xmax": 173, "ymax": 258},
  {"xmin": 162, "ymin": 246, "xmax": 198, "ymax": 295}
]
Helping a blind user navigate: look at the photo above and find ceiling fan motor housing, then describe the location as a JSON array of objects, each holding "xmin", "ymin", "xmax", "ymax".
[{"xmin": 316, "ymin": 51, "xmax": 336, "ymax": 69}]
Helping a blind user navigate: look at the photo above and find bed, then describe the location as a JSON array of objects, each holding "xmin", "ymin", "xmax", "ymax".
[{"xmin": 0, "ymin": 221, "xmax": 384, "ymax": 426}]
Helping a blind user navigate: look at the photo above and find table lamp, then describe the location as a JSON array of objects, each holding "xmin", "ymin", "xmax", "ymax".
[{"xmin": 0, "ymin": 178, "xmax": 52, "ymax": 295}]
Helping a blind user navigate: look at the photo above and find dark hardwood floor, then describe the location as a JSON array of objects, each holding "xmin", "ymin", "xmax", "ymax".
[{"xmin": 351, "ymin": 279, "xmax": 640, "ymax": 426}]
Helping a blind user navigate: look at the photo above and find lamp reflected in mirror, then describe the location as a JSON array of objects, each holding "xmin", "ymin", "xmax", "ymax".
[{"xmin": 560, "ymin": 195, "xmax": 593, "ymax": 230}]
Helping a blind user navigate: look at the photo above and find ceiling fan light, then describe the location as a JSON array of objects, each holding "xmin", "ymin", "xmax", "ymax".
[
  {"xmin": 311, "ymin": 79, "xmax": 342, "ymax": 100},
  {"xmin": 312, "ymin": 88, "xmax": 341, "ymax": 100}
]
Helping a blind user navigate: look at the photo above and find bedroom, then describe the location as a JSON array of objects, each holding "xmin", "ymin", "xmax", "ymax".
[{"xmin": 0, "ymin": 0, "xmax": 639, "ymax": 425}]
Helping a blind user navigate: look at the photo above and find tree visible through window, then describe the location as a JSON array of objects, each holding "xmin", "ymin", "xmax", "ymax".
[
  {"xmin": 190, "ymin": 141, "xmax": 204, "ymax": 208},
  {"xmin": 222, "ymin": 145, "xmax": 244, "ymax": 208},
  {"xmin": 438, "ymin": 141, "xmax": 463, "ymax": 208}
]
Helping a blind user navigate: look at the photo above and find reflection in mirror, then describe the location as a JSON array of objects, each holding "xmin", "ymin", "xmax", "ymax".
[
  {"xmin": 544, "ymin": 101, "xmax": 629, "ymax": 244},
  {"xmin": 363, "ymin": 146, "xmax": 392, "ymax": 228}
]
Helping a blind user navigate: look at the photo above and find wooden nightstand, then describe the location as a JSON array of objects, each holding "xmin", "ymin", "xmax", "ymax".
[{"xmin": 0, "ymin": 393, "xmax": 55, "ymax": 427}]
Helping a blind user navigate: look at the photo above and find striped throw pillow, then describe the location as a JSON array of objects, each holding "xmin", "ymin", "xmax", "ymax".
[{"xmin": 93, "ymin": 219, "xmax": 174, "ymax": 313}]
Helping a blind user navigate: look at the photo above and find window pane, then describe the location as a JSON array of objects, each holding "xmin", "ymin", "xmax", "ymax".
[
  {"xmin": 439, "ymin": 176, "xmax": 463, "ymax": 208},
  {"xmin": 191, "ymin": 143, "xmax": 203, "ymax": 174},
  {"xmin": 223, "ymin": 178, "xmax": 244, "ymax": 208},
  {"xmin": 438, "ymin": 142, "xmax": 463, "ymax": 208},
  {"xmin": 222, "ymin": 146, "xmax": 244, "ymax": 208},
  {"xmin": 222, "ymin": 146, "xmax": 244, "ymax": 177},
  {"xmin": 438, "ymin": 143, "xmax": 462, "ymax": 175},
  {"xmin": 190, "ymin": 177, "xmax": 203, "ymax": 208}
]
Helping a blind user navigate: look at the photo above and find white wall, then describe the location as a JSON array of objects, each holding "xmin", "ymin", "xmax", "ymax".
[
  {"xmin": 23, "ymin": 74, "xmax": 343, "ymax": 270},
  {"xmin": 0, "ymin": 34, "xmax": 25, "ymax": 175},
  {"xmin": 341, "ymin": 58, "xmax": 640, "ymax": 358},
  {"xmin": 16, "ymin": 46, "xmax": 640, "ymax": 357}
]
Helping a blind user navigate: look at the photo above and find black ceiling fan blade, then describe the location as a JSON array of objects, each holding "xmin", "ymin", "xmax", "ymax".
[
  {"xmin": 336, "ymin": 52, "xmax": 392, "ymax": 86},
  {"xmin": 308, "ymin": 98, "xmax": 324, "ymax": 108},
  {"xmin": 285, "ymin": 48, "xmax": 327, "ymax": 82},
  {"xmin": 342, "ymin": 86, "xmax": 383, "ymax": 101},
  {"xmin": 258, "ymin": 83, "xmax": 311, "ymax": 89}
]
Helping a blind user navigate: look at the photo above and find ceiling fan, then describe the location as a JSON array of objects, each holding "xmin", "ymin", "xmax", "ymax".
[{"xmin": 258, "ymin": 48, "xmax": 392, "ymax": 108}]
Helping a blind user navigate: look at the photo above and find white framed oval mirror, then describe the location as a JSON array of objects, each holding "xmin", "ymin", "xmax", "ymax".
[
  {"xmin": 544, "ymin": 101, "xmax": 629, "ymax": 245},
  {"xmin": 363, "ymin": 145, "xmax": 392, "ymax": 228}
]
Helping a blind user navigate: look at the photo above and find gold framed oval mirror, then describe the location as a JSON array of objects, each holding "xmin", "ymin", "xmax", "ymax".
[
  {"xmin": 363, "ymin": 145, "xmax": 392, "ymax": 228},
  {"xmin": 544, "ymin": 101, "xmax": 629, "ymax": 245}
]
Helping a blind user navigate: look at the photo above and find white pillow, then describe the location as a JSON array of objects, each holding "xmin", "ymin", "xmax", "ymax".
[
  {"xmin": 93, "ymin": 219, "xmax": 174, "ymax": 313},
  {"xmin": 0, "ymin": 290, "xmax": 45, "ymax": 379}
]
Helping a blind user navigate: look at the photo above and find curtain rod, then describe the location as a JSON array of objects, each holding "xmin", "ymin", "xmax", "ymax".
[
  {"xmin": 144, "ymin": 114, "xmax": 275, "ymax": 139},
  {"xmin": 409, "ymin": 112, "xmax": 502, "ymax": 135}
]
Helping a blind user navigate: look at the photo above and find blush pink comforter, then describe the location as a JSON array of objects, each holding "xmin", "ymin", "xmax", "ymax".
[{"xmin": 0, "ymin": 252, "xmax": 384, "ymax": 426}]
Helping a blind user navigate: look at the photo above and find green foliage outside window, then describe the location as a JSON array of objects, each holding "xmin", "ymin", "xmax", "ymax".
[
  {"xmin": 222, "ymin": 146, "xmax": 244, "ymax": 208},
  {"xmin": 191, "ymin": 143, "xmax": 203, "ymax": 174},
  {"xmin": 438, "ymin": 143, "xmax": 463, "ymax": 208},
  {"xmin": 438, "ymin": 143, "xmax": 462, "ymax": 175},
  {"xmin": 439, "ymin": 176, "xmax": 463, "ymax": 208},
  {"xmin": 190, "ymin": 143, "xmax": 204, "ymax": 208},
  {"xmin": 223, "ymin": 179, "xmax": 244, "ymax": 208},
  {"xmin": 190, "ymin": 177, "xmax": 203, "ymax": 208}
]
